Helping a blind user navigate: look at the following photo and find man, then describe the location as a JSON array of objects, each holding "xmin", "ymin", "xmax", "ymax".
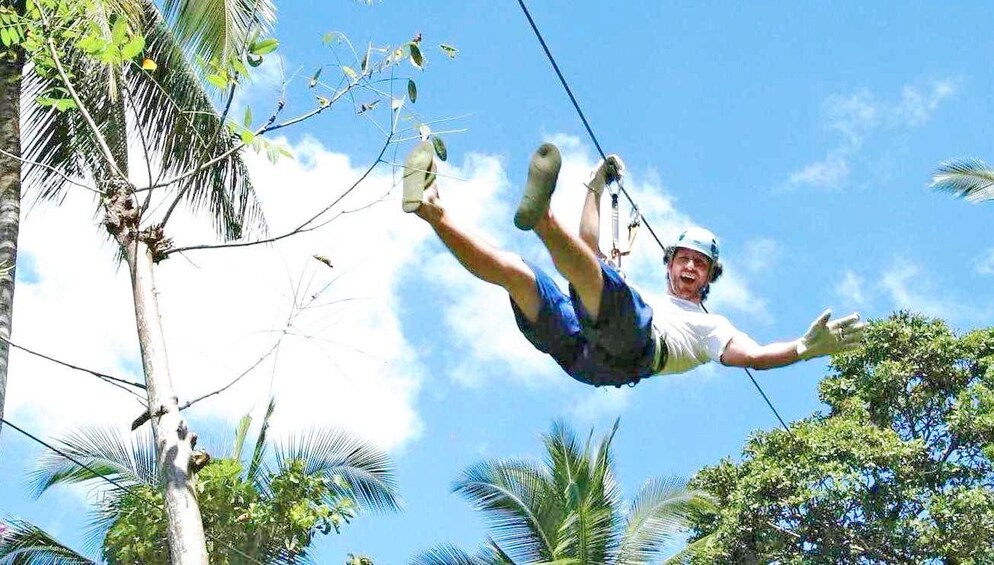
[{"xmin": 402, "ymin": 141, "xmax": 865, "ymax": 387}]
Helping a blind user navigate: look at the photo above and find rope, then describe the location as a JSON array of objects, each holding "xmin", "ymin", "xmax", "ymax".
[{"xmin": 513, "ymin": 0, "xmax": 792, "ymax": 436}]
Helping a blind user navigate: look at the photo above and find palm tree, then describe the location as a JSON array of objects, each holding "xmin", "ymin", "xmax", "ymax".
[
  {"xmin": 930, "ymin": 158, "xmax": 994, "ymax": 203},
  {"xmin": 0, "ymin": 0, "xmax": 26, "ymax": 451},
  {"xmin": 9, "ymin": 0, "xmax": 275, "ymax": 558},
  {"xmin": 412, "ymin": 420, "xmax": 713, "ymax": 565},
  {"xmin": 0, "ymin": 400, "xmax": 398, "ymax": 563}
]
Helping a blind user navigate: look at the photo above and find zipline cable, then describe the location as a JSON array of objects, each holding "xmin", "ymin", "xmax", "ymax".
[{"xmin": 513, "ymin": 0, "xmax": 793, "ymax": 436}]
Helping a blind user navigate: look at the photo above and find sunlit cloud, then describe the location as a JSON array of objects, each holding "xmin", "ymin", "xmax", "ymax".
[
  {"xmin": 836, "ymin": 270, "xmax": 867, "ymax": 307},
  {"xmin": 785, "ymin": 79, "xmax": 956, "ymax": 191}
]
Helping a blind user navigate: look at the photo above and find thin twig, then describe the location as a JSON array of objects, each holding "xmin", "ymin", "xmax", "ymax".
[
  {"xmin": 164, "ymin": 133, "xmax": 392, "ymax": 256},
  {"xmin": 40, "ymin": 11, "xmax": 127, "ymax": 182},
  {"xmin": 0, "ymin": 148, "xmax": 101, "ymax": 193}
]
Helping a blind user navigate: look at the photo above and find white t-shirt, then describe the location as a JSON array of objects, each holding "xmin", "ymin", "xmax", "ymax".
[{"xmin": 650, "ymin": 294, "xmax": 743, "ymax": 375}]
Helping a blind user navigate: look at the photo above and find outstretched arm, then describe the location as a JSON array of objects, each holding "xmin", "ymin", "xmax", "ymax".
[
  {"xmin": 721, "ymin": 309, "xmax": 866, "ymax": 370},
  {"xmin": 579, "ymin": 155, "xmax": 625, "ymax": 258}
]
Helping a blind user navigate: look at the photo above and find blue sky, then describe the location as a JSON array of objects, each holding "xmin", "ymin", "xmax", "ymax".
[{"xmin": 1, "ymin": 0, "xmax": 993, "ymax": 562}]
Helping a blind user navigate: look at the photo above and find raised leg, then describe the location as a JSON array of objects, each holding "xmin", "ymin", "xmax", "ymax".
[
  {"xmin": 513, "ymin": 144, "xmax": 605, "ymax": 322},
  {"xmin": 414, "ymin": 187, "xmax": 542, "ymax": 322},
  {"xmin": 403, "ymin": 141, "xmax": 542, "ymax": 322}
]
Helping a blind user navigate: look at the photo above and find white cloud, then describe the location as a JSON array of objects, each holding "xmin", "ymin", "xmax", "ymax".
[
  {"xmin": 878, "ymin": 259, "xmax": 967, "ymax": 320},
  {"xmin": 892, "ymin": 80, "xmax": 956, "ymax": 127},
  {"xmin": 788, "ymin": 153, "xmax": 850, "ymax": 189},
  {"xmin": 826, "ymin": 90, "xmax": 879, "ymax": 144},
  {"xmin": 741, "ymin": 238, "xmax": 780, "ymax": 274},
  {"xmin": 976, "ymin": 248, "xmax": 994, "ymax": 276},
  {"xmin": 787, "ymin": 79, "xmax": 955, "ymax": 191},
  {"xmin": 836, "ymin": 270, "xmax": 867, "ymax": 307},
  {"xmin": 9, "ymin": 134, "xmax": 428, "ymax": 454}
]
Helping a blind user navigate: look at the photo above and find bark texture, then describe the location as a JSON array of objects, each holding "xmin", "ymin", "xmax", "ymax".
[
  {"xmin": 0, "ymin": 37, "xmax": 24, "ymax": 445},
  {"xmin": 109, "ymin": 187, "xmax": 208, "ymax": 564}
]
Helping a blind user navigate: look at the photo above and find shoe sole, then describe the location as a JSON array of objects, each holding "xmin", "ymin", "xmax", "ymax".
[
  {"xmin": 403, "ymin": 141, "xmax": 436, "ymax": 213},
  {"xmin": 513, "ymin": 143, "xmax": 562, "ymax": 230}
]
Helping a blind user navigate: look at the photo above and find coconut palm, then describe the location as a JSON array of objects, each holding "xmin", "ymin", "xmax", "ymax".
[
  {"xmin": 0, "ymin": 0, "xmax": 273, "ymax": 446},
  {"xmin": 0, "ymin": 400, "xmax": 398, "ymax": 563},
  {"xmin": 0, "ymin": 0, "xmax": 27, "ymax": 451},
  {"xmin": 411, "ymin": 420, "xmax": 714, "ymax": 565},
  {"xmin": 7, "ymin": 0, "xmax": 276, "ymax": 557},
  {"xmin": 930, "ymin": 158, "xmax": 994, "ymax": 203}
]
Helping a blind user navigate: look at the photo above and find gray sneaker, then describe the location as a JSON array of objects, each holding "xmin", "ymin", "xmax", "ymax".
[
  {"xmin": 402, "ymin": 141, "xmax": 437, "ymax": 212},
  {"xmin": 513, "ymin": 143, "xmax": 562, "ymax": 230}
]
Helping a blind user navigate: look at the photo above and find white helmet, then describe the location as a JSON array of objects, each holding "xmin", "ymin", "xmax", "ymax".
[{"xmin": 672, "ymin": 227, "xmax": 720, "ymax": 264}]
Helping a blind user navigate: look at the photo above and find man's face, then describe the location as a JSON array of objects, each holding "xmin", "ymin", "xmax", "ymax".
[{"xmin": 667, "ymin": 247, "xmax": 712, "ymax": 302}]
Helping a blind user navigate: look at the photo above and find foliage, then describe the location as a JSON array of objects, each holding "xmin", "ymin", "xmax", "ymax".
[
  {"xmin": 0, "ymin": 402, "xmax": 398, "ymax": 564},
  {"xmin": 931, "ymin": 158, "xmax": 994, "ymax": 204},
  {"xmin": 412, "ymin": 420, "xmax": 712, "ymax": 564},
  {"xmin": 685, "ymin": 312, "xmax": 994, "ymax": 563},
  {"xmin": 0, "ymin": 518, "xmax": 93, "ymax": 564}
]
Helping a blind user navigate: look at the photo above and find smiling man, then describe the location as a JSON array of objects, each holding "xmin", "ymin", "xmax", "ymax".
[{"xmin": 403, "ymin": 141, "xmax": 865, "ymax": 387}]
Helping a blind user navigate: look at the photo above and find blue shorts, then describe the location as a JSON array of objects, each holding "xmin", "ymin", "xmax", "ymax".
[{"xmin": 510, "ymin": 259, "xmax": 658, "ymax": 387}]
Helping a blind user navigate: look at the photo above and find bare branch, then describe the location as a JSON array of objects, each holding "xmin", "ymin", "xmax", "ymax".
[
  {"xmin": 164, "ymin": 133, "xmax": 392, "ymax": 256},
  {"xmin": 0, "ymin": 148, "xmax": 101, "ymax": 194}
]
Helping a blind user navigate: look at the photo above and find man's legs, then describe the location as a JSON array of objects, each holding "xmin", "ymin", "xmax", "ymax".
[
  {"xmin": 404, "ymin": 144, "xmax": 542, "ymax": 322},
  {"xmin": 515, "ymin": 144, "xmax": 606, "ymax": 323}
]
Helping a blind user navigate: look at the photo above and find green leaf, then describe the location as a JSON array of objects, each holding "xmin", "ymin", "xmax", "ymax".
[
  {"xmin": 432, "ymin": 136, "xmax": 447, "ymax": 162},
  {"xmin": 121, "ymin": 35, "xmax": 144, "ymax": 59},
  {"xmin": 250, "ymin": 38, "xmax": 279, "ymax": 56},
  {"xmin": 407, "ymin": 79, "xmax": 417, "ymax": 103},
  {"xmin": 322, "ymin": 31, "xmax": 337, "ymax": 45},
  {"xmin": 111, "ymin": 16, "xmax": 128, "ymax": 45},
  {"xmin": 309, "ymin": 67, "xmax": 322, "ymax": 88},
  {"xmin": 231, "ymin": 57, "xmax": 249, "ymax": 78},
  {"xmin": 409, "ymin": 43, "xmax": 423, "ymax": 69},
  {"xmin": 240, "ymin": 128, "xmax": 254, "ymax": 145},
  {"xmin": 206, "ymin": 73, "xmax": 227, "ymax": 90},
  {"xmin": 1, "ymin": 27, "xmax": 10, "ymax": 47},
  {"xmin": 440, "ymin": 43, "xmax": 458, "ymax": 59},
  {"xmin": 342, "ymin": 66, "xmax": 357, "ymax": 81},
  {"xmin": 316, "ymin": 96, "xmax": 330, "ymax": 107},
  {"xmin": 243, "ymin": 106, "xmax": 252, "ymax": 128}
]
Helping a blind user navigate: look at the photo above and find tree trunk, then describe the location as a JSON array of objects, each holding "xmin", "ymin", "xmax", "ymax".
[
  {"xmin": 114, "ymin": 206, "xmax": 208, "ymax": 564},
  {"xmin": 0, "ymin": 24, "xmax": 25, "ymax": 447}
]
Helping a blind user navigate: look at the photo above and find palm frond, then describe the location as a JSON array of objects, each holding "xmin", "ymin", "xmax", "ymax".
[
  {"xmin": 231, "ymin": 413, "xmax": 252, "ymax": 462},
  {"xmin": 454, "ymin": 459, "xmax": 558, "ymax": 563},
  {"xmin": 274, "ymin": 428, "xmax": 400, "ymax": 513},
  {"xmin": 409, "ymin": 544, "xmax": 483, "ymax": 565},
  {"xmin": 661, "ymin": 531, "xmax": 720, "ymax": 565},
  {"xmin": 161, "ymin": 0, "xmax": 276, "ymax": 66},
  {"xmin": 128, "ymin": 1, "xmax": 265, "ymax": 240},
  {"xmin": 247, "ymin": 397, "xmax": 275, "ymax": 482},
  {"xmin": 615, "ymin": 477, "xmax": 714, "ymax": 565},
  {"xmin": 0, "ymin": 518, "xmax": 95, "ymax": 564},
  {"xmin": 544, "ymin": 420, "xmax": 621, "ymax": 562},
  {"xmin": 28, "ymin": 426, "xmax": 157, "ymax": 497},
  {"xmin": 930, "ymin": 158, "xmax": 994, "ymax": 203}
]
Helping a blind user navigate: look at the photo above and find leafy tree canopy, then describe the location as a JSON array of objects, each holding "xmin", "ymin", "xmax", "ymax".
[{"xmin": 686, "ymin": 312, "xmax": 994, "ymax": 563}]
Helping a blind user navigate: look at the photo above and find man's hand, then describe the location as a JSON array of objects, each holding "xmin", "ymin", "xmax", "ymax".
[
  {"xmin": 795, "ymin": 309, "xmax": 867, "ymax": 360},
  {"xmin": 588, "ymin": 154, "xmax": 626, "ymax": 194}
]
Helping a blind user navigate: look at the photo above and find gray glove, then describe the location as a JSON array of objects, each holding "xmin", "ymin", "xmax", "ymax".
[
  {"xmin": 795, "ymin": 309, "xmax": 867, "ymax": 360},
  {"xmin": 588, "ymin": 154, "xmax": 626, "ymax": 194}
]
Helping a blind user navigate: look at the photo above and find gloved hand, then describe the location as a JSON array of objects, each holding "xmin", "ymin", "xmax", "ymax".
[
  {"xmin": 795, "ymin": 309, "xmax": 867, "ymax": 360},
  {"xmin": 588, "ymin": 154, "xmax": 626, "ymax": 194}
]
